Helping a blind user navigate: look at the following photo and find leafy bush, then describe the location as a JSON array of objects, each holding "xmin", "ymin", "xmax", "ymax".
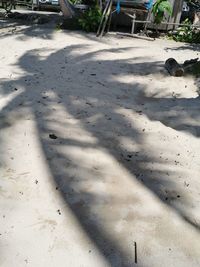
[
  {"xmin": 78, "ymin": 6, "xmax": 102, "ymax": 32},
  {"xmin": 169, "ymin": 19, "xmax": 200, "ymax": 43},
  {"xmin": 152, "ymin": 0, "xmax": 172, "ymax": 24}
]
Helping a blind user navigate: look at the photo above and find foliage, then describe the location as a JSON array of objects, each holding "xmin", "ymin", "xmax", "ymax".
[
  {"xmin": 169, "ymin": 19, "xmax": 200, "ymax": 43},
  {"xmin": 152, "ymin": 0, "xmax": 172, "ymax": 24},
  {"xmin": 185, "ymin": 0, "xmax": 200, "ymax": 5},
  {"xmin": 78, "ymin": 5, "xmax": 102, "ymax": 32}
]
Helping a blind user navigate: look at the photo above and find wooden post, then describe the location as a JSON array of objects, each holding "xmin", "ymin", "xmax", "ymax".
[
  {"xmin": 131, "ymin": 12, "xmax": 136, "ymax": 34},
  {"xmin": 172, "ymin": 0, "xmax": 184, "ymax": 30}
]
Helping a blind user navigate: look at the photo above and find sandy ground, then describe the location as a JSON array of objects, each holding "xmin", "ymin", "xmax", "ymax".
[{"xmin": 0, "ymin": 18, "xmax": 200, "ymax": 267}]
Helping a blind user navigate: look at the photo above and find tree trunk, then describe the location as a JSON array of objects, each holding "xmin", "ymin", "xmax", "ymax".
[
  {"xmin": 165, "ymin": 58, "xmax": 184, "ymax": 77},
  {"xmin": 59, "ymin": 0, "xmax": 77, "ymax": 18},
  {"xmin": 194, "ymin": 11, "xmax": 200, "ymax": 26}
]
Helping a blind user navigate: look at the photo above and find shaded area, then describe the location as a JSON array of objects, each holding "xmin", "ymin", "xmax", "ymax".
[
  {"xmin": 165, "ymin": 43, "xmax": 200, "ymax": 52},
  {"xmin": 0, "ymin": 13, "xmax": 61, "ymax": 40},
  {"xmin": 135, "ymin": 90, "xmax": 200, "ymax": 137},
  {"xmin": 0, "ymin": 33, "xmax": 200, "ymax": 266},
  {"xmin": 0, "ymin": 16, "xmax": 112, "ymax": 45}
]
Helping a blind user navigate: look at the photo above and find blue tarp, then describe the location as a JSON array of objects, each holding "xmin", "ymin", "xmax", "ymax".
[
  {"xmin": 145, "ymin": 0, "xmax": 154, "ymax": 10},
  {"xmin": 116, "ymin": 0, "xmax": 154, "ymax": 13}
]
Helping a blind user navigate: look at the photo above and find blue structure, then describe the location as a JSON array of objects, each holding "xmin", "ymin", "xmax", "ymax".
[
  {"xmin": 116, "ymin": 0, "xmax": 154, "ymax": 14},
  {"xmin": 145, "ymin": 0, "xmax": 154, "ymax": 10}
]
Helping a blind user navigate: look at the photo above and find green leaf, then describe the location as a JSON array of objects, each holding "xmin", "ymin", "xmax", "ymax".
[
  {"xmin": 158, "ymin": 1, "xmax": 172, "ymax": 15},
  {"xmin": 152, "ymin": 0, "xmax": 172, "ymax": 24}
]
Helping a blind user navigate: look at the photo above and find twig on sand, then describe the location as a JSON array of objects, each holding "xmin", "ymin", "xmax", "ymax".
[{"xmin": 134, "ymin": 241, "xmax": 137, "ymax": 264}]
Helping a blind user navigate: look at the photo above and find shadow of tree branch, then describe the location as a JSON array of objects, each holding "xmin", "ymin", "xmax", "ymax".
[{"xmin": 1, "ymin": 39, "xmax": 200, "ymax": 266}]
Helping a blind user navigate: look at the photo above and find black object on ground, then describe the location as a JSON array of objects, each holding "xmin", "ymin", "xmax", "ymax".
[
  {"xmin": 165, "ymin": 58, "xmax": 184, "ymax": 77},
  {"xmin": 49, "ymin": 133, "xmax": 58, "ymax": 139},
  {"xmin": 134, "ymin": 241, "xmax": 137, "ymax": 264}
]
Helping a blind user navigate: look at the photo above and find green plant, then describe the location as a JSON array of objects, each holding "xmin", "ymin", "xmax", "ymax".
[
  {"xmin": 152, "ymin": 0, "xmax": 173, "ymax": 24},
  {"xmin": 169, "ymin": 19, "xmax": 200, "ymax": 43},
  {"xmin": 78, "ymin": 6, "xmax": 102, "ymax": 32}
]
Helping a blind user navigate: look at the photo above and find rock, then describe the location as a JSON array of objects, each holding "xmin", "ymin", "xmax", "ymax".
[
  {"xmin": 49, "ymin": 134, "xmax": 58, "ymax": 139},
  {"xmin": 57, "ymin": 209, "xmax": 61, "ymax": 215}
]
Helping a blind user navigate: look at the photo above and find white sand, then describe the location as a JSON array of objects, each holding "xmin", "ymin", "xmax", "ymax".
[{"xmin": 0, "ymin": 20, "xmax": 200, "ymax": 267}]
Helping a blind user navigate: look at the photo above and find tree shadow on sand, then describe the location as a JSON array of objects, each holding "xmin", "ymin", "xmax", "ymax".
[
  {"xmin": 0, "ymin": 16, "xmax": 113, "ymax": 44},
  {"xmin": 1, "ymin": 42, "xmax": 200, "ymax": 266}
]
